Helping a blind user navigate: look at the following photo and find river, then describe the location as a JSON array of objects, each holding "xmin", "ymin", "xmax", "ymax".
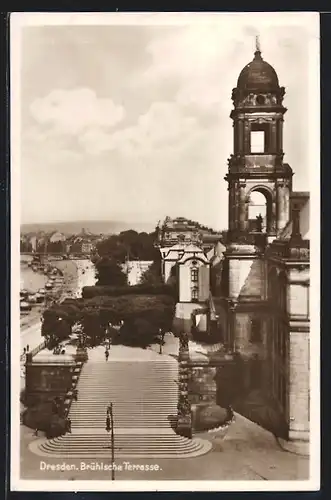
[{"xmin": 20, "ymin": 256, "xmax": 96, "ymax": 351}]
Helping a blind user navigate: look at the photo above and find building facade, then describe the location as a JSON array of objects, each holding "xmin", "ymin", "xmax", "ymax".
[
  {"xmin": 121, "ymin": 260, "xmax": 154, "ymax": 286},
  {"xmin": 216, "ymin": 45, "xmax": 310, "ymax": 446}
]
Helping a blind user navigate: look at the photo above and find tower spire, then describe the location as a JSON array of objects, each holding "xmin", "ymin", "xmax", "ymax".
[
  {"xmin": 255, "ymin": 35, "xmax": 260, "ymax": 52},
  {"xmin": 255, "ymin": 35, "xmax": 262, "ymax": 58}
]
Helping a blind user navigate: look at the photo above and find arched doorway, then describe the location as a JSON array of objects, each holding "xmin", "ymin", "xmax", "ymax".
[{"xmin": 247, "ymin": 188, "xmax": 272, "ymax": 233}]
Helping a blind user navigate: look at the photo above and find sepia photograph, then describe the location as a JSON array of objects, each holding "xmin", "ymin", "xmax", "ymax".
[{"xmin": 10, "ymin": 12, "xmax": 320, "ymax": 492}]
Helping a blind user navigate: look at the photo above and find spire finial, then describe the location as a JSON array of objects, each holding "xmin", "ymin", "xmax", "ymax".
[
  {"xmin": 255, "ymin": 35, "xmax": 260, "ymax": 52},
  {"xmin": 254, "ymin": 35, "xmax": 262, "ymax": 60}
]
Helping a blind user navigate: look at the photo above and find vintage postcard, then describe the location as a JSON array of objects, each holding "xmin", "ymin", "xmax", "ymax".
[{"xmin": 10, "ymin": 12, "xmax": 320, "ymax": 492}]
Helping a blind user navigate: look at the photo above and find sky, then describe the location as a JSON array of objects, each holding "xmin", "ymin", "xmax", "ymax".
[{"xmin": 16, "ymin": 13, "xmax": 319, "ymax": 230}]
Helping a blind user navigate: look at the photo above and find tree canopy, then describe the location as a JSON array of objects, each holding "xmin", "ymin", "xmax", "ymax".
[
  {"xmin": 42, "ymin": 293, "xmax": 176, "ymax": 349},
  {"xmin": 94, "ymin": 256, "xmax": 127, "ymax": 286},
  {"xmin": 139, "ymin": 258, "xmax": 163, "ymax": 286},
  {"xmin": 96, "ymin": 229, "xmax": 159, "ymax": 263}
]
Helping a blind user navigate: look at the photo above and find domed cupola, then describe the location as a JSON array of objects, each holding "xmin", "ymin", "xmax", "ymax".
[
  {"xmin": 231, "ymin": 39, "xmax": 286, "ymax": 110},
  {"xmin": 237, "ymin": 49, "xmax": 279, "ymax": 92}
]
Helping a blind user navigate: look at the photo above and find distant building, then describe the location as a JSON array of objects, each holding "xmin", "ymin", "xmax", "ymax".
[
  {"xmin": 49, "ymin": 231, "xmax": 66, "ymax": 243},
  {"xmin": 156, "ymin": 216, "xmax": 222, "ymax": 250},
  {"xmin": 157, "ymin": 217, "xmax": 225, "ymax": 334},
  {"xmin": 81, "ymin": 241, "xmax": 94, "ymax": 254},
  {"xmin": 65, "ymin": 228, "xmax": 97, "ymax": 255}
]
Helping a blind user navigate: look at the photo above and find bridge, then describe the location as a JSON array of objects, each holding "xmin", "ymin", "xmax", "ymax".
[{"xmin": 20, "ymin": 252, "xmax": 91, "ymax": 260}]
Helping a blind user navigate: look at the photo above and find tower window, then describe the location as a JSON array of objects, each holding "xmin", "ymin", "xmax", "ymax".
[
  {"xmin": 250, "ymin": 123, "xmax": 271, "ymax": 153},
  {"xmin": 250, "ymin": 131, "xmax": 265, "ymax": 153},
  {"xmin": 256, "ymin": 94, "xmax": 265, "ymax": 105}
]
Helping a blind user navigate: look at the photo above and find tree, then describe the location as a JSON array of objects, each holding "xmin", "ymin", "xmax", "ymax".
[
  {"xmin": 48, "ymin": 241, "xmax": 65, "ymax": 253},
  {"xmin": 96, "ymin": 230, "xmax": 159, "ymax": 262},
  {"xmin": 114, "ymin": 317, "xmax": 158, "ymax": 348},
  {"xmin": 82, "ymin": 310, "xmax": 105, "ymax": 346},
  {"xmin": 139, "ymin": 259, "xmax": 163, "ymax": 285},
  {"xmin": 83, "ymin": 294, "xmax": 176, "ymax": 334},
  {"xmin": 41, "ymin": 308, "xmax": 71, "ymax": 346},
  {"xmin": 94, "ymin": 257, "xmax": 127, "ymax": 286},
  {"xmin": 20, "ymin": 239, "xmax": 32, "ymax": 252}
]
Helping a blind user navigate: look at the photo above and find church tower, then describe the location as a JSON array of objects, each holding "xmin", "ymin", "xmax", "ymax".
[{"xmin": 225, "ymin": 39, "xmax": 293, "ymax": 242}]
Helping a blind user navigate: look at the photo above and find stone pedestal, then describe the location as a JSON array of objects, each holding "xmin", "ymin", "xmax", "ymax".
[
  {"xmin": 176, "ymin": 335, "xmax": 192, "ymax": 438},
  {"xmin": 75, "ymin": 347, "xmax": 88, "ymax": 363},
  {"xmin": 176, "ymin": 415, "xmax": 192, "ymax": 439}
]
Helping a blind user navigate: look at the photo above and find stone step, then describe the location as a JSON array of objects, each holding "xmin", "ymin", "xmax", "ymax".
[
  {"xmin": 70, "ymin": 408, "xmax": 177, "ymax": 413},
  {"xmin": 70, "ymin": 408, "xmax": 176, "ymax": 412},
  {"xmin": 31, "ymin": 434, "xmax": 212, "ymax": 459},
  {"xmin": 70, "ymin": 399, "xmax": 177, "ymax": 404},
  {"xmin": 82, "ymin": 364, "xmax": 177, "ymax": 369},
  {"xmin": 71, "ymin": 421, "xmax": 173, "ymax": 424},
  {"xmin": 70, "ymin": 410, "xmax": 175, "ymax": 415},
  {"xmin": 78, "ymin": 387, "xmax": 177, "ymax": 391}
]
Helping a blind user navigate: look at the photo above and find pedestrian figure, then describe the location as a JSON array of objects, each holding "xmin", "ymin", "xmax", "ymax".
[
  {"xmin": 105, "ymin": 349, "xmax": 109, "ymax": 362},
  {"xmin": 34, "ymin": 428, "xmax": 38, "ymax": 436},
  {"xmin": 73, "ymin": 389, "xmax": 78, "ymax": 401},
  {"xmin": 26, "ymin": 344, "xmax": 29, "ymax": 352},
  {"xmin": 23, "ymin": 347, "xmax": 26, "ymax": 355},
  {"xmin": 67, "ymin": 418, "xmax": 72, "ymax": 433}
]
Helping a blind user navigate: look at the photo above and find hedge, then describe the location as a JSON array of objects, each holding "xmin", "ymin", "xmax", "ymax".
[
  {"xmin": 83, "ymin": 294, "xmax": 176, "ymax": 326},
  {"xmin": 82, "ymin": 283, "xmax": 176, "ymax": 299}
]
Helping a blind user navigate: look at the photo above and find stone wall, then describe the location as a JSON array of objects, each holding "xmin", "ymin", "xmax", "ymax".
[
  {"xmin": 173, "ymin": 302, "xmax": 206, "ymax": 335},
  {"xmin": 25, "ymin": 361, "xmax": 76, "ymax": 407},
  {"xmin": 288, "ymin": 328, "xmax": 310, "ymax": 441},
  {"xmin": 188, "ymin": 365, "xmax": 217, "ymax": 404}
]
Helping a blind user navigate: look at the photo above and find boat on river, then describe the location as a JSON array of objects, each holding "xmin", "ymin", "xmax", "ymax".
[
  {"xmin": 34, "ymin": 292, "xmax": 44, "ymax": 304},
  {"xmin": 27, "ymin": 294, "xmax": 37, "ymax": 304},
  {"xmin": 20, "ymin": 301, "xmax": 32, "ymax": 312}
]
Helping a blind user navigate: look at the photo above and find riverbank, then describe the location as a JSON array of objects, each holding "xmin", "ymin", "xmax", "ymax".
[
  {"xmin": 20, "ymin": 259, "xmax": 96, "ymax": 353},
  {"xmin": 20, "ymin": 258, "xmax": 80, "ymax": 329}
]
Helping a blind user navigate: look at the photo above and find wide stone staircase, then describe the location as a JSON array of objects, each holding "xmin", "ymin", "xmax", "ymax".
[{"xmin": 31, "ymin": 350, "xmax": 212, "ymax": 459}]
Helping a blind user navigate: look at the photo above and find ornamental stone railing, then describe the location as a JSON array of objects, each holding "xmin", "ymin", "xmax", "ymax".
[
  {"xmin": 176, "ymin": 332, "xmax": 192, "ymax": 439},
  {"xmin": 267, "ymin": 238, "xmax": 310, "ymax": 261},
  {"xmin": 226, "ymin": 230, "xmax": 267, "ymax": 249}
]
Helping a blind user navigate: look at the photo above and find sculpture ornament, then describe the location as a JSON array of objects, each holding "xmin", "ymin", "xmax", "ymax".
[
  {"xmin": 176, "ymin": 331, "xmax": 192, "ymax": 436},
  {"xmin": 256, "ymin": 213, "xmax": 263, "ymax": 233}
]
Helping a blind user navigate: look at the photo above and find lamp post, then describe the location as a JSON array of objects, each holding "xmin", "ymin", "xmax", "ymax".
[
  {"xmin": 159, "ymin": 328, "xmax": 164, "ymax": 354},
  {"xmin": 106, "ymin": 403, "xmax": 115, "ymax": 481}
]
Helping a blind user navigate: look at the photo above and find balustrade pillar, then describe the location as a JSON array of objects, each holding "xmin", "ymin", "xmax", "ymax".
[
  {"xmin": 271, "ymin": 122, "xmax": 277, "ymax": 152},
  {"xmin": 228, "ymin": 185, "xmax": 235, "ymax": 231},
  {"xmin": 238, "ymin": 119, "xmax": 244, "ymax": 153},
  {"xmin": 239, "ymin": 182, "xmax": 247, "ymax": 232},
  {"xmin": 276, "ymin": 182, "xmax": 290, "ymax": 232},
  {"xmin": 176, "ymin": 333, "xmax": 192, "ymax": 439}
]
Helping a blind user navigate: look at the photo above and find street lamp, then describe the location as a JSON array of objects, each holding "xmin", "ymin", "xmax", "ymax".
[
  {"xmin": 159, "ymin": 328, "xmax": 165, "ymax": 355},
  {"xmin": 106, "ymin": 403, "xmax": 115, "ymax": 481}
]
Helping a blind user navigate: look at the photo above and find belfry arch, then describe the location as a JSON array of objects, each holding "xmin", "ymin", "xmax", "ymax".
[
  {"xmin": 247, "ymin": 187, "xmax": 273, "ymax": 233},
  {"xmin": 225, "ymin": 44, "xmax": 293, "ymax": 240}
]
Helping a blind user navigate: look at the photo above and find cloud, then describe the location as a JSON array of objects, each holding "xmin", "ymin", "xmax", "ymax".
[
  {"xmin": 79, "ymin": 101, "xmax": 201, "ymax": 157},
  {"xmin": 29, "ymin": 88, "xmax": 125, "ymax": 135},
  {"xmin": 133, "ymin": 22, "xmax": 309, "ymax": 116},
  {"xmin": 21, "ymin": 18, "xmax": 315, "ymax": 228}
]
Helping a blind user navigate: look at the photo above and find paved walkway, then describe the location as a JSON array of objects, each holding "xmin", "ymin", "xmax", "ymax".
[
  {"xmin": 20, "ymin": 340, "xmax": 309, "ymax": 480},
  {"xmin": 19, "ymin": 324, "xmax": 310, "ymax": 481},
  {"xmin": 20, "ymin": 410, "xmax": 309, "ymax": 481}
]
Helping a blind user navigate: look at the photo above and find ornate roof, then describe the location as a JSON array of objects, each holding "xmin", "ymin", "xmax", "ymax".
[{"xmin": 237, "ymin": 49, "xmax": 279, "ymax": 92}]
